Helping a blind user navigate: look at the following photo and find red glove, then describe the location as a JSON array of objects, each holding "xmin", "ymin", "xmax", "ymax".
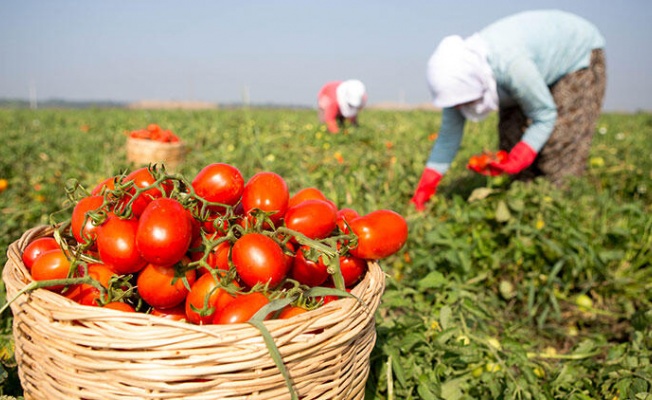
[
  {"xmin": 410, "ymin": 168, "xmax": 443, "ymax": 211},
  {"xmin": 490, "ymin": 141, "xmax": 537, "ymax": 175},
  {"xmin": 326, "ymin": 120, "xmax": 339, "ymax": 133}
]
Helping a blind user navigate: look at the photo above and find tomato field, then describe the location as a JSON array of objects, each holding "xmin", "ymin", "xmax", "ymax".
[{"xmin": 0, "ymin": 107, "xmax": 651, "ymax": 399}]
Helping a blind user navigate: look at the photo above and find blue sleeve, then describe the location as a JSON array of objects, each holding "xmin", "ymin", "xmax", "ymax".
[
  {"xmin": 503, "ymin": 58, "xmax": 557, "ymax": 152},
  {"xmin": 425, "ymin": 107, "xmax": 465, "ymax": 174}
]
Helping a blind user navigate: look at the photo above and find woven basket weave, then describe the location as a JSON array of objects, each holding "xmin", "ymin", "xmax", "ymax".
[
  {"xmin": 3, "ymin": 225, "xmax": 385, "ymax": 400},
  {"xmin": 126, "ymin": 137, "xmax": 187, "ymax": 172}
]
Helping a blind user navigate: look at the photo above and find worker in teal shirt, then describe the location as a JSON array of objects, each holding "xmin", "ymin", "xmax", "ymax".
[{"xmin": 411, "ymin": 10, "xmax": 606, "ymax": 211}]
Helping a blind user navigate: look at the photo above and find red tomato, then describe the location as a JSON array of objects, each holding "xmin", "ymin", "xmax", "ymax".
[
  {"xmin": 22, "ymin": 237, "xmax": 60, "ymax": 269},
  {"xmin": 71, "ymin": 195, "xmax": 105, "ymax": 245},
  {"xmin": 336, "ymin": 208, "xmax": 360, "ymax": 234},
  {"xmin": 121, "ymin": 167, "xmax": 171, "ymax": 217},
  {"xmin": 281, "ymin": 241, "xmax": 296, "ymax": 272},
  {"xmin": 96, "ymin": 213, "xmax": 147, "ymax": 274},
  {"xmin": 67, "ymin": 263, "xmax": 117, "ymax": 306},
  {"xmin": 349, "ymin": 210, "xmax": 408, "ymax": 260},
  {"xmin": 186, "ymin": 209, "xmax": 202, "ymax": 243},
  {"xmin": 191, "ymin": 239, "xmax": 231, "ymax": 275},
  {"xmin": 338, "ymin": 255, "xmax": 367, "ymax": 287},
  {"xmin": 284, "ymin": 199, "xmax": 338, "ymax": 240},
  {"xmin": 91, "ymin": 176, "xmax": 117, "ymax": 196},
  {"xmin": 241, "ymin": 172, "xmax": 289, "ymax": 226},
  {"xmin": 201, "ymin": 214, "xmax": 229, "ymax": 235},
  {"xmin": 191, "ymin": 163, "xmax": 245, "ymax": 207},
  {"xmin": 287, "ymin": 187, "xmax": 327, "ymax": 209},
  {"xmin": 185, "ymin": 273, "xmax": 237, "ymax": 324},
  {"xmin": 232, "ymin": 233, "xmax": 288, "ymax": 288},
  {"xmin": 213, "ymin": 292, "xmax": 270, "ymax": 324},
  {"xmin": 277, "ymin": 305, "xmax": 308, "ymax": 319},
  {"xmin": 103, "ymin": 302, "xmax": 136, "ymax": 312},
  {"xmin": 151, "ymin": 304, "xmax": 187, "ymax": 321},
  {"xmin": 319, "ymin": 288, "xmax": 352, "ymax": 305},
  {"xmin": 30, "ymin": 248, "xmax": 71, "ymax": 291},
  {"xmin": 290, "ymin": 246, "xmax": 329, "ymax": 287},
  {"xmin": 467, "ymin": 151, "xmax": 508, "ymax": 176},
  {"xmin": 136, "ymin": 198, "xmax": 192, "ymax": 266},
  {"xmin": 137, "ymin": 261, "xmax": 197, "ymax": 309}
]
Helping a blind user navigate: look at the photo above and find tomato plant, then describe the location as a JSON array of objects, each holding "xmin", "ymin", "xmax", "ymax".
[
  {"xmin": 136, "ymin": 198, "xmax": 192, "ymax": 266},
  {"xmin": 232, "ymin": 233, "xmax": 288, "ymax": 288}
]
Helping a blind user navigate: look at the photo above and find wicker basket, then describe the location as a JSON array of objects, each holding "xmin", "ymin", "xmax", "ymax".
[
  {"xmin": 3, "ymin": 225, "xmax": 385, "ymax": 400},
  {"xmin": 126, "ymin": 137, "xmax": 187, "ymax": 172}
]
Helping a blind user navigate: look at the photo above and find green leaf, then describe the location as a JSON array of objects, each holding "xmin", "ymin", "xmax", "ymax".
[
  {"xmin": 384, "ymin": 345, "xmax": 407, "ymax": 388},
  {"xmin": 248, "ymin": 320, "xmax": 298, "ymax": 400},
  {"xmin": 468, "ymin": 187, "xmax": 496, "ymax": 202},
  {"xmin": 440, "ymin": 377, "xmax": 465, "ymax": 400},
  {"xmin": 495, "ymin": 200, "xmax": 511, "ymax": 222},
  {"xmin": 417, "ymin": 378, "xmax": 437, "ymax": 400},
  {"xmin": 418, "ymin": 271, "xmax": 447, "ymax": 290},
  {"xmin": 439, "ymin": 305, "xmax": 452, "ymax": 330}
]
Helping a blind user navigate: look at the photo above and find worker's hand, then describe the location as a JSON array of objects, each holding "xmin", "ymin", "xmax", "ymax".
[
  {"xmin": 489, "ymin": 141, "xmax": 537, "ymax": 174},
  {"xmin": 467, "ymin": 151, "xmax": 507, "ymax": 176},
  {"xmin": 410, "ymin": 168, "xmax": 443, "ymax": 211},
  {"xmin": 326, "ymin": 120, "xmax": 339, "ymax": 133}
]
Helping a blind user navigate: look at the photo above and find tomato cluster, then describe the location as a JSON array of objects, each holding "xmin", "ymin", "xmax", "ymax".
[
  {"xmin": 467, "ymin": 150, "xmax": 508, "ymax": 176},
  {"xmin": 129, "ymin": 124, "xmax": 180, "ymax": 143},
  {"xmin": 22, "ymin": 163, "xmax": 408, "ymax": 325}
]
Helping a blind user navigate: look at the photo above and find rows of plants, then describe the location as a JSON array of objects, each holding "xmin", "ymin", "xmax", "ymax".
[{"xmin": 0, "ymin": 108, "xmax": 650, "ymax": 398}]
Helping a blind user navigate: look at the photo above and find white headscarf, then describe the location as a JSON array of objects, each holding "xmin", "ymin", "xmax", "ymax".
[
  {"xmin": 336, "ymin": 80, "xmax": 367, "ymax": 118},
  {"xmin": 426, "ymin": 34, "xmax": 498, "ymax": 121}
]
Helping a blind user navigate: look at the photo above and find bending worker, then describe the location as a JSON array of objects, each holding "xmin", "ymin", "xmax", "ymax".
[
  {"xmin": 317, "ymin": 79, "xmax": 367, "ymax": 133},
  {"xmin": 411, "ymin": 9, "xmax": 606, "ymax": 211}
]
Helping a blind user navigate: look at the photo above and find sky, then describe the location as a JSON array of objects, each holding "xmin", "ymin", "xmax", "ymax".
[{"xmin": 1, "ymin": 1, "xmax": 651, "ymax": 112}]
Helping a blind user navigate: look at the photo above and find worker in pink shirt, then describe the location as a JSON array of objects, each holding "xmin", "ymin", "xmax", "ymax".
[{"xmin": 317, "ymin": 80, "xmax": 367, "ymax": 133}]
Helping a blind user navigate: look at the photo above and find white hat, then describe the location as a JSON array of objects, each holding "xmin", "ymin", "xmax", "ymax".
[
  {"xmin": 426, "ymin": 34, "xmax": 498, "ymax": 111},
  {"xmin": 336, "ymin": 80, "xmax": 367, "ymax": 118}
]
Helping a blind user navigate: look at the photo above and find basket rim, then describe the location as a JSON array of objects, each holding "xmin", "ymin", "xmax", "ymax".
[
  {"xmin": 3, "ymin": 225, "xmax": 385, "ymax": 332},
  {"xmin": 126, "ymin": 136, "xmax": 186, "ymax": 148}
]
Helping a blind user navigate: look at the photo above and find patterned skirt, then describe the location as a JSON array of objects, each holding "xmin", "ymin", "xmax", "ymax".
[{"xmin": 497, "ymin": 49, "xmax": 606, "ymax": 184}]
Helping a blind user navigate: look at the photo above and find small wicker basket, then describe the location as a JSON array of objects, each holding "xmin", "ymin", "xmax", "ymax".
[
  {"xmin": 126, "ymin": 137, "xmax": 187, "ymax": 172},
  {"xmin": 3, "ymin": 225, "xmax": 385, "ymax": 400}
]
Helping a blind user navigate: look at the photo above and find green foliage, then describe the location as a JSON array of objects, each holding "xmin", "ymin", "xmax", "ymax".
[{"xmin": 0, "ymin": 108, "xmax": 650, "ymax": 398}]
